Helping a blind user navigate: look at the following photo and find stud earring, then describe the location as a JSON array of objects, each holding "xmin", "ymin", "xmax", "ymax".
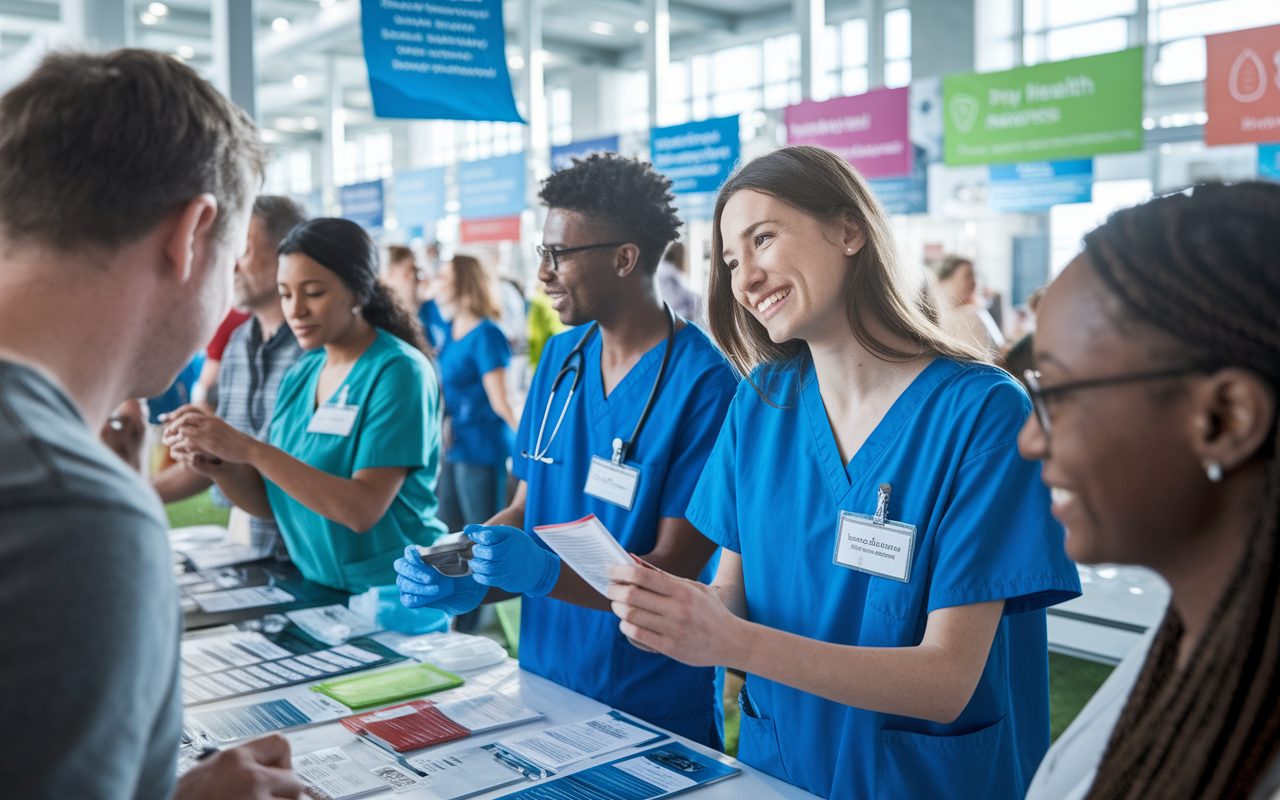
[
  {"xmin": 351, "ymin": 305, "xmax": 360, "ymax": 316},
  {"xmin": 1206, "ymin": 461, "xmax": 1223, "ymax": 483},
  {"xmin": 846, "ymin": 247, "xmax": 854, "ymax": 255}
]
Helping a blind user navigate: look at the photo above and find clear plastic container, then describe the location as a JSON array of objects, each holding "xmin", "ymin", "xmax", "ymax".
[
  {"xmin": 349, "ymin": 585, "xmax": 451, "ymax": 635},
  {"xmin": 392, "ymin": 631, "xmax": 509, "ymax": 672}
]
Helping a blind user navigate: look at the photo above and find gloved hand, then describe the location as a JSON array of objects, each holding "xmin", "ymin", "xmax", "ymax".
[
  {"xmin": 466, "ymin": 524, "xmax": 561, "ymax": 598},
  {"xmin": 394, "ymin": 545, "xmax": 486, "ymax": 614}
]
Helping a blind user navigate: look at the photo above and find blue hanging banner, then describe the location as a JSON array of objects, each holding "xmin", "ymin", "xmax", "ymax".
[
  {"xmin": 339, "ymin": 180, "xmax": 386, "ymax": 230},
  {"xmin": 651, "ymin": 115, "xmax": 739, "ymax": 221},
  {"xmin": 458, "ymin": 153, "xmax": 526, "ymax": 220},
  {"xmin": 1259, "ymin": 143, "xmax": 1280, "ymax": 182},
  {"xmin": 360, "ymin": 0, "xmax": 523, "ymax": 122},
  {"xmin": 988, "ymin": 159, "xmax": 1092, "ymax": 212},
  {"xmin": 550, "ymin": 136, "xmax": 620, "ymax": 172},
  {"xmin": 394, "ymin": 167, "xmax": 447, "ymax": 237}
]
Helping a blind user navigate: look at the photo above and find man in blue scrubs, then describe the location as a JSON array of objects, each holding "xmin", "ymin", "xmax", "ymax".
[{"xmin": 395, "ymin": 154, "xmax": 737, "ymax": 747}]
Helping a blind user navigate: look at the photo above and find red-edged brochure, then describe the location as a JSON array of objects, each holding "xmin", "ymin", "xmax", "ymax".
[{"xmin": 341, "ymin": 700, "xmax": 470, "ymax": 753}]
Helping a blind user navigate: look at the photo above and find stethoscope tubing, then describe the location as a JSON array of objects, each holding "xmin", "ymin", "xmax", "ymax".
[{"xmin": 521, "ymin": 304, "xmax": 676, "ymax": 466}]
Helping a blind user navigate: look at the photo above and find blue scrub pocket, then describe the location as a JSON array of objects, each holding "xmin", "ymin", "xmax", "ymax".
[
  {"xmin": 877, "ymin": 715, "xmax": 1020, "ymax": 800},
  {"xmin": 737, "ymin": 683, "xmax": 794, "ymax": 786}
]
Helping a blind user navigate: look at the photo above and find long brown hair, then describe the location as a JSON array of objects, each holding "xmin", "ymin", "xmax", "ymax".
[
  {"xmin": 707, "ymin": 146, "xmax": 988, "ymax": 384},
  {"xmin": 451, "ymin": 254, "xmax": 501, "ymax": 320},
  {"xmin": 1084, "ymin": 182, "xmax": 1280, "ymax": 800}
]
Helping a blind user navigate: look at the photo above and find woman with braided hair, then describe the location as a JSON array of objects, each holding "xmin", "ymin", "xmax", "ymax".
[{"xmin": 1022, "ymin": 181, "xmax": 1280, "ymax": 800}]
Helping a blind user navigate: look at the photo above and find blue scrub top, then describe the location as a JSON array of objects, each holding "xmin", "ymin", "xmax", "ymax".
[
  {"xmin": 418, "ymin": 300, "xmax": 449, "ymax": 353},
  {"xmin": 267, "ymin": 328, "xmax": 448, "ymax": 592},
  {"xmin": 512, "ymin": 322, "xmax": 737, "ymax": 745},
  {"xmin": 439, "ymin": 318, "xmax": 514, "ymax": 468},
  {"xmin": 686, "ymin": 357, "xmax": 1080, "ymax": 800}
]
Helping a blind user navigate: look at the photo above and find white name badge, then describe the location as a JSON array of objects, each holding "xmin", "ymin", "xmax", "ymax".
[
  {"xmin": 306, "ymin": 403, "xmax": 359, "ymax": 437},
  {"xmin": 832, "ymin": 511, "xmax": 917, "ymax": 583},
  {"xmin": 583, "ymin": 455, "xmax": 640, "ymax": 510}
]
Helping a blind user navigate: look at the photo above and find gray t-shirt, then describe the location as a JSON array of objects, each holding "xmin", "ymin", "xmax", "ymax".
[{"xmin": 0, "ymin": 361, "xmax": 182, "ymax": 800}]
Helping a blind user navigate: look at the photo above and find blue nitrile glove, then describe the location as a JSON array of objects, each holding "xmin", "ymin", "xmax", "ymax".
[
  {"xmin": 466, "ymin": 524, "xmax": 561, "ymax": 598},
  {"xmin": 394, "ymin": 545, "xmax": 486, "ymax": 614}
]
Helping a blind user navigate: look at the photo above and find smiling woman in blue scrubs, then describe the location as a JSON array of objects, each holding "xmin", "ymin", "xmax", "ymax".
[
  {"xmin": 394, "ymin": 154, "xmax": 737, "ymax": 747},
  {"xmin": 164, "ymin": 218, "xmax": 447, "ymax": 592},
  {"xmin": 608, "ymin": 146, "xmax": 1081, "ymax": 799}
]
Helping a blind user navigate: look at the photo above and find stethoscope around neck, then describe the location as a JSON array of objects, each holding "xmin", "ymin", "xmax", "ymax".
[{"xmin": 521, "ymin": 303, "xmax": 677, "ymax": 466}]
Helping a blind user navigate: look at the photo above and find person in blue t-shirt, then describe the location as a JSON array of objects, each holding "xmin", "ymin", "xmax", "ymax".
[
  {"xmin": 435, "ymin": 254, "xmax": 518, "ymax": 530},
  {"xmin": 606, "ymin": 146, "xmax": 1081, "ymax": 800},
  {"xmin": 393, "ymin": 154, "xmax": 737, "ymax": 747},
  {"xmin": 164, "ymin": 218, "xmax": 447, "ymax": 592}
]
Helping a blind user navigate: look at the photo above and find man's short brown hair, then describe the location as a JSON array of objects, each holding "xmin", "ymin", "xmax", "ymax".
[
  {"xmin": 387, "ymin": 245, "xmax": 414, "ymax": 266},
  {"xmin": 0, "ymin": 49, "xmax": 268, "ymax": 250}
]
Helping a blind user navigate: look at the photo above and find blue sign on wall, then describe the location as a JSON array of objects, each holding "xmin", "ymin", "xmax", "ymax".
[
  {"xmin": 551, "ymin": 136, "xmax": 620, "ymax": 172},
  {"xmin": 650, "ymin": 115, "xmax": 739, "ymax": 194},
  {"xmin": 1260, "ymin": 143, "xmax": 1280, "ymax": 182},
  {"xmin": 360, "ymin": 0, "xmax": 523, "ymax": 122},
  {"xmin": 458, "ymin": 153, "xmax": 526, "ymax": 220},
  {"xmin": 988, "ymin": 159, "xmax": 1093, "ymax": 212},
  {"xmin": 340, "ymin": 180, "xmax": 386, "ymax": 230},
  {"xmin": 867, "ymin": 144, "xmax": 928, "ymax": 214},
  {"xmin": 394, "ymin": 167, "xmax": 447, "ymax": 237}
]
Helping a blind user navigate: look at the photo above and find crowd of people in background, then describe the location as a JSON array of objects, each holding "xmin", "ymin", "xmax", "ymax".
[{"xmin": 2, "ymin": 45, "xmax": 1280, "ymax": 800}]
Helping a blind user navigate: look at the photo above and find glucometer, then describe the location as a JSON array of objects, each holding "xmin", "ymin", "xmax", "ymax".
[{"xmin": 416, "ymin": 536, "xmax": 475, "ymax": 577}]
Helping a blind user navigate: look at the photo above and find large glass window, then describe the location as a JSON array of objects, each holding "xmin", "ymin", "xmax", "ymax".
[
  {"xmin": 549, "ymin": 87, "xmax": 573, "ymax": 146},
  {"xmin": 264, "ymin": 149, "xmax": 312, "ymax": 195},
  {"xmin": 884, "ymin": 8, "xmax": 911, "ymax": 88},
  {"xmin": 340, "ymin": 130, "xmax": 392, "ymax": 185}
]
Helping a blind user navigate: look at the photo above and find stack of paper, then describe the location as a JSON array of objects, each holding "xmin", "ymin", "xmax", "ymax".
[
  {"xmin": 342, "ymin": 693, "xmax": 544, "ymax": 754},
  {"xmin": 532, "ymin": 515, "xmax": 632, "ymax": 597}
]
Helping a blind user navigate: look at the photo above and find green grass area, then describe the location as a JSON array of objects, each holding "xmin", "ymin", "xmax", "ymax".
[
  {"xmin": 1049, "ymin": 652, "xmax": 1113, "ymax": 741},
  {"xmin": 165, "ymin": 488, "xmax": 230, "ymax": 529}
]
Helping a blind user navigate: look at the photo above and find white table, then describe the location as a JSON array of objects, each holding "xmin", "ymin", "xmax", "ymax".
[{"xmin": 190, "ymin": 653, "xmax": 822, "ymax": 800}]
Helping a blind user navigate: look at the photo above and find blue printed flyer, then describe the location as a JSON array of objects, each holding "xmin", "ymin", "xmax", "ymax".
[{"xmin": 494, "ymin": 742, "xmax": 741, "ymax": 800}]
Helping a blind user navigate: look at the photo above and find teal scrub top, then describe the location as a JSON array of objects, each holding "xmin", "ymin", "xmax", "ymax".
[
  {"xmin": 267, "ymin": 328, "xmax": 448, "ymax": 592},
  {"xmin": 686, "ymin": 357, "xmax": 1081, "ymax": 800}
]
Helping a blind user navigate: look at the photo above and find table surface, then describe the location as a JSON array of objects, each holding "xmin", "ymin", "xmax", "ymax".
[{"xmin": 184, "ymin": 635, "xmax": 822, "ymax": 800}]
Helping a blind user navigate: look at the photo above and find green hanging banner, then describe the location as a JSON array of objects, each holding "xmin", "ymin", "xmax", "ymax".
[{"xmin": 943, "ymin": 48, "xmax": 1144, "ymax": 166}]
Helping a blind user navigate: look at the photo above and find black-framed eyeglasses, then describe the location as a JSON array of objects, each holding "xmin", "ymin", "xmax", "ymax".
[
  {"xmin": 1023, "ymin": 366, "xmax": 1206, "ymax": 436},
  {"xmin": 536, "ymin": 242, "xmax": 629, "ymax": 271}
]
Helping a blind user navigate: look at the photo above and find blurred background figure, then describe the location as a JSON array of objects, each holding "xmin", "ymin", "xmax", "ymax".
[
  {"xmin": 435, "ymin": 254, "xmax": 518, "ymax": 533},
  {"xmin": 383, "ymin": 244, "xmax": 450, "ymax": 353},
  {"xmin": 933, "ymin": 254, "xmax": 1005, "ymax": 357},
  {"xmin": 657, "ymin": 241, "xmax": 705, "ymax": 327}
]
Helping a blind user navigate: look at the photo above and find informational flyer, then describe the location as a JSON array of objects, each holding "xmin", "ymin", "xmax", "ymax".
[
  {"xmin": 493, "ymin": 743, "xmax": 740, "ymax": 800},
  {"xmin": 496, "ymin": 712, "xmax": 666, "ymax": 771},
  {"xmin": 185, "ymin": 688, "xmax": 350, "ymax": 744},
  {"xmin": 532, "ymin": 516, "xmax": 632, "ymax": 598}
]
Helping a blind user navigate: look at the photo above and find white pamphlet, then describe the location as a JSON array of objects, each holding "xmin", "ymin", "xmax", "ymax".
[
  {"xmin": 185, "ymin": 688, "xmax": 349, "ymax": 744},
  {"xmin": 532, "ymin": 515, "xmax": 632, "ymax": 597},
  {"xmin": 435, "ymin": 693, "xmax": 544, "ymax": 733},
  {"xmin": 294, "ymin": 748, "xmax": 387, "ymax": 800},
  {"xmin": 191, "ymin": 585, "xmax": 296, "ymax": 613},
  {"xmin": 495, "ymin": 712, "xmax": 665, "ymax": 771}
]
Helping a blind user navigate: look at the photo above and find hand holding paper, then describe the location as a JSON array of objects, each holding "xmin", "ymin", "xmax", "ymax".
[{"xmin": 531, "ymin": 515, "xmax": 633, "ymax": 597}]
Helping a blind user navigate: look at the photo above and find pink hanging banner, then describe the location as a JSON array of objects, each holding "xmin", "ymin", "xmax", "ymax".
[{"xmin": 785, "ymin": 87, "xmax": 912, "ymax": 179}]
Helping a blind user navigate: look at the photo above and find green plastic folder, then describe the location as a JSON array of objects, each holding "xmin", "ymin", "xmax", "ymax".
[{"xmin": 311, "ymin": 663, "xmax": 464, "ymax": 709}]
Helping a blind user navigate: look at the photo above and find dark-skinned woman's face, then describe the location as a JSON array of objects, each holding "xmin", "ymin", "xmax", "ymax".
[{"xmin": 1017, "ymin": 255, "xmax": 1211, "ymax": 569}]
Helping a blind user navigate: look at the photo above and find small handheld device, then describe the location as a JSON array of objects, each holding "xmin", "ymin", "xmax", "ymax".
[{"xmin": 416, "ymin": 536, "xmax": 475, "ymax": 577}]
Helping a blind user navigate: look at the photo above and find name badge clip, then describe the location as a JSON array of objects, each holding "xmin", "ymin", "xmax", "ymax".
[{"xmin": 832, "ymin": 482, "xmax": 917, "ymax": 583}]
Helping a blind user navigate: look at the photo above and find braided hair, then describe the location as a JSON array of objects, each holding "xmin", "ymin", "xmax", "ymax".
[
  {"xmin": 278, "ymin": 218, "xmax": 430, "ymax": 358},
  {"xmin": 1083, "ymin": 181, "xmax": 1280, "ymax": 800}
]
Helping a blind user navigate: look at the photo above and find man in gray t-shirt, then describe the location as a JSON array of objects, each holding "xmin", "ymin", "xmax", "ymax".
[
  {"xmin": 0, "ymin": 362, "xmax": 183, "ymax": 796},
  {"xmin": 0, "ymin": 50, "xmax": 302, "ymax": 799}
]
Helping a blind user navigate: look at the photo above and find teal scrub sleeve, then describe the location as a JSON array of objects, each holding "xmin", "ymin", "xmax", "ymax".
[
  {"xmin": 925, "ymin": 383, "xmax": 1081, "ymax": 616},
  {"xmin": 472, "ymin": 322, "xmax": 511, "ymax": 376},
  {"xmin": 351, "ymin": 355, "xmax": 433, "ymax": 473},
  {"xmin": 684, "ymin": 389, "xmax": 745, "ymax": 553},
  {"xmin": 657, "ymin": 369, "xmax": 738, "ymax": 520}
]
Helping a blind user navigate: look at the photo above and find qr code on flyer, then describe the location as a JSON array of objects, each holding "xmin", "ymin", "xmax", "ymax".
[{"xmin": 370, "ymin": 764, "xmax": 426, "ymax": 792}]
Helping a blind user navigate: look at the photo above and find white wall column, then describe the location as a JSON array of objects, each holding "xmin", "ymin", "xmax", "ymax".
[
  {"xmin": 868, "ymin": 0, "xmax": 884, "ymax": 89},
  {"xmin": 211, "ymin": 0, "xmax": 258, "ymax": 119},
  {"xmin": 794, "ymin": 0, "xmax": 823, "ymax": 101},
  {"xmin": 323, "ymin": 55, "xmax": 344, "ymax": 214},
  {"xmin": 644, "ymin": 0, "xmax": 669, "ymax": 128}
]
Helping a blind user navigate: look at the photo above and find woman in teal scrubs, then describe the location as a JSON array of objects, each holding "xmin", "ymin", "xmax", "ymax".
[
  {"xmin": 607, "ymin": 146, "xmax": 1081, "ymax": 799},
  {"xmin": 164, "ymin": 218, "xmax": 447, "ymax": 592}
]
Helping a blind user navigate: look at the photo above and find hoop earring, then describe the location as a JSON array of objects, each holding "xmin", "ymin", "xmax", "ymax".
[{"xmin": 1206, "ymin": 461, "xmax": 1223, "ymax": 483}]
